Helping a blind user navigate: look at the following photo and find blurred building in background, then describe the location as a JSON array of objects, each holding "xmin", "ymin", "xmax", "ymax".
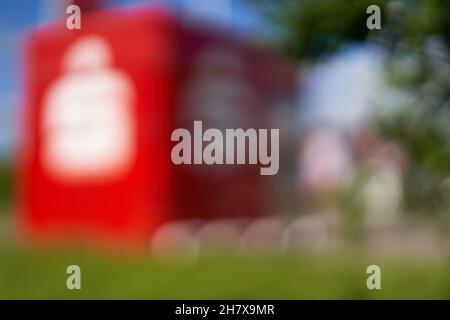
[{"xmin": 15, "ymin": 1, "xmax": 297, "ymax": 249}]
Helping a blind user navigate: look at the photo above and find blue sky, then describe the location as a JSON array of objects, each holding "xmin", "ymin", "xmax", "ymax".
[{"xmin": 0, "ymin": 0, "xmax": 265, "ymax": 157}]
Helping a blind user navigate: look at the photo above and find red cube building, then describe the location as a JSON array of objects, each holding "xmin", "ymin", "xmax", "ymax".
[{"xmin": 17, "ymin": 6, "xmax": 295, "ymax": 249}]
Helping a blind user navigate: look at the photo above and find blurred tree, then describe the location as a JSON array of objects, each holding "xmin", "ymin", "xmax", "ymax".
[
  {"xmin": 249, "ymin": 0, "xmax": 450, "ymax": 214},
  {"xmin": 248, "ymin": 0, "xmax": 387, "ymax": 58},
  {"xmin": 0, "ymin": 162, "xmax": 11, "ymax": 215}
]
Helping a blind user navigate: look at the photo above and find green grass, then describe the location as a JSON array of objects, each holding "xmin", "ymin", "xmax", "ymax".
[{"xmin": 1, "ymin": 243, "xmax": 450, "ymax": 299}]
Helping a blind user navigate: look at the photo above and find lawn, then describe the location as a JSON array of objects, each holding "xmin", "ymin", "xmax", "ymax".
[{"xmin": 1, "ymin": 242, "xmax": 450, "ymax": 299}]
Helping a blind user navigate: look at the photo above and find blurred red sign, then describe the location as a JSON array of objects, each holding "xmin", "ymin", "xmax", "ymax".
[
  {"xmin": 17, "ymin": 7, "xmax": 295, "ymax": 249},
  {"xmin": 18, "ymin": 8, "xmax": 177, "ymax": 249}
]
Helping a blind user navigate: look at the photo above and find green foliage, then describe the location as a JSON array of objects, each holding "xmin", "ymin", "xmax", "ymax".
[
  {"xmin": 375, "ymin": 1, "xmax": 450, "ymax": 213},
  {"xmin": 0, "ymin": 162, "xmax": 11, "ymax": 212},
  {"xmin": 249, "ymin": 0, "xmax": 450, "ymax": 59},
  {"xmin": 249, "ymin": 0, "xmax": 388, "ymax": 59}
]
